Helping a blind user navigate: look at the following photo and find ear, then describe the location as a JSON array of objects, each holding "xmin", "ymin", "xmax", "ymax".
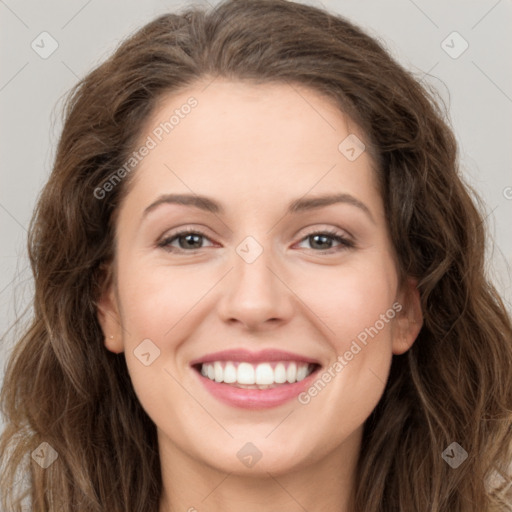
[
  {"xmin": 392, "ymin": 276, "xmax": 423, "ymax": 355},
  {"xmin": 95, "ymin": 264, "xmax": 125, "ymax": 354}
]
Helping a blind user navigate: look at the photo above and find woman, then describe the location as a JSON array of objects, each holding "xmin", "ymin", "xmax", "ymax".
[{"xmin": 1, "ymin": 0, "xmax": 511, "ymax": 510}]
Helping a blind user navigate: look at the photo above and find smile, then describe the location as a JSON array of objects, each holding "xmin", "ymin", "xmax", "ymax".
[
  {"xmin": 190, "ymin": 348, "xmax": 322, "ymax": 409},
  {"xmin": 198, "ymin": 361, "xmax": 316, "ymax": 388}
]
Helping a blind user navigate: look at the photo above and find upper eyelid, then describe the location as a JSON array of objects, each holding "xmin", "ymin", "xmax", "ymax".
[{"xmin": 160, "ymin": 224, "xmax": 351, "ymax": 240}]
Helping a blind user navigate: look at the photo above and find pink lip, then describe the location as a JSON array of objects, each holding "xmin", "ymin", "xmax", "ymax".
[
  {"xmin": 189, "ymin": 348, "xmax": 322, "ymax": 409},
  {"xmin": 189, "ymin": 348, "xmax": 320, "ymax": 366},
  {"xmin": 193, "ymin": 366, "xmax": 321, "ymax": 409}
]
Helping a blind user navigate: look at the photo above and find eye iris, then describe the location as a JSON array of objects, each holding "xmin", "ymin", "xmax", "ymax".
[
  {"xmin": 179, "ymin": 233, "xmax": 202, "ymax": 249},
  {"xmin": 310, "ymin": 234, "xmax": 333, "ymax": 250}
]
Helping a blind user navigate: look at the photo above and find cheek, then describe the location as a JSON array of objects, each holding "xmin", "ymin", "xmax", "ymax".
[
  {"xmin": 114, "ymin": 266, "xmax": 199, "ymax": 423},
  {"xmin": 117, "ymin": 260, "xmax": 208, "ymax": 340},
  {"xmin": 295, "ymin": 258, "xmax": 399, "ymax": 417},
  {"xmin": 113, "ymin": 261, "xmax": 204, "ymax": 390},
  {"xmin": 299, "ymin": 256, "xmax": 398, "ymax": 349}
]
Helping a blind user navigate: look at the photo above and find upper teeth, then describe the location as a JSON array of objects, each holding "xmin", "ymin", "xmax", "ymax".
[{"xmin": 200, "ymin": 361, "xmax": 312, "ymax": 385}]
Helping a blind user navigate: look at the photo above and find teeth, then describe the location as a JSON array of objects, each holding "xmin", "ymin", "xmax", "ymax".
[
  {"xmin": 255, "ymin": 363, "xmax": 274, "ymax": 385},
  {"xmin": 198, "ymin": 361, "xmax": 315, "ymax": 387},
  {"xmin": 296, "ymin": 364, "xmax": 308, "ymax": 381},
  {"xmin": 274, "ymin": 363, "xmax": 287, "ymax": 383},
  {"xmin": 286, "ymin": 362, "xmax": 297, "ymax": 383},
  {"xmin": 223, "ymin": 362, "xmax": 237, "ymax": 383},
  {"xmin": 214, "ymin": 361, "xmax": 223, "ymax": 383},
  {"xmin": 237, "ymin": 362, "xmax": 255, "ymax": 384}
]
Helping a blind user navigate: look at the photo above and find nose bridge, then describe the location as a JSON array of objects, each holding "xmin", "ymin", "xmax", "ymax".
[
  {"xmin": 217, "ymin": 234, "xmax": 293, "ymax": 327},
  {"xmin": 233, "ymin": 235, "xmax": 280, "ymax": 303}
]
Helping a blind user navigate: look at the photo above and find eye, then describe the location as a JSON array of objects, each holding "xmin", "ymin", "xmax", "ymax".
[
  {"xmin": 295, "ymin": 228, "xmax": 354, "ymax": 253},
  {"xmin": 157, "ymin": 229, "xmax": 215, "ymax": 252},
  {"xmin": 157, "ymin": 227, "xmax": 354, "ymax": 254}
]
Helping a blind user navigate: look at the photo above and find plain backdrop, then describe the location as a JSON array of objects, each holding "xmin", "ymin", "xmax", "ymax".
[{"xmin": 1, "ymin": 0, "xmax": 511, "ymax": 393}]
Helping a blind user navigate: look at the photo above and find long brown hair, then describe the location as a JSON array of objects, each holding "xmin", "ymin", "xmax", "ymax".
[{"xmin": 1, "ymin": 1, "xmax": 511, "ymax": 510}]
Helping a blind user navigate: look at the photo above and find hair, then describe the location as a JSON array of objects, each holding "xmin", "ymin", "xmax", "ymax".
[{"xmin": 1, "ymin": 0, "xmax": 511, "ymax": 510}]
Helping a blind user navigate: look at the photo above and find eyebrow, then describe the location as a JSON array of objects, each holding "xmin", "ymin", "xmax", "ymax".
[{"xmin": 142, "ymin": 192, "xmax": 375, "ymax": 223}]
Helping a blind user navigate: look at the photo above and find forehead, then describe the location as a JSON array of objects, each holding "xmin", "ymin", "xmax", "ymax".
[{"xmin": 121, "ymin": 79, "xmax": 380, "ymax": 218}]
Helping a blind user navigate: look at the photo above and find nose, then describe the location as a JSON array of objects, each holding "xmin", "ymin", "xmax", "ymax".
[{"xmin": 216, "ymin": 244, "xmax": 294, "ymax": 331}]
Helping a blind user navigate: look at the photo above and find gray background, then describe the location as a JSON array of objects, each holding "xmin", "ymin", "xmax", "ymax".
[{"xmin": 1, "ymin": 0, "xmax": 511, "ymax": 382}]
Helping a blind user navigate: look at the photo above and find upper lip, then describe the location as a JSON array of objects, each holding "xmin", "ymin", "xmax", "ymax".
[{"xmin": 189, "ymin": 348, "xmax": 321, "ymax": 366}]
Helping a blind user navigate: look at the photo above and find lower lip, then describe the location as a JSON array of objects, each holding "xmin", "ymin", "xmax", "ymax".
[{"xmin": 193, "ymin": 367, "xmax": 320, "ymax": 409}]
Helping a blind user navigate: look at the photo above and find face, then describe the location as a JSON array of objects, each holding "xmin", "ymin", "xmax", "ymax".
[{"xmin": 97, "ymin": 79, "xmax": 422, "ymax": 477}]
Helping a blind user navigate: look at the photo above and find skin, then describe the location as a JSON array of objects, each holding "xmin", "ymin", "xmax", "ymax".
[{"xmin": 97, "ymin": 79, "xmax": 423, "ymax": 512}]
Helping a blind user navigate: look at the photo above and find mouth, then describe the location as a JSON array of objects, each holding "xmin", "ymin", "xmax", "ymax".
[
  {"xmin": 192, "ymin": 361, "xmax": 320, "ymax": 389},
  {"xmin": 190, "ymin": 349, "xmax": 323, "ymax": 409}
]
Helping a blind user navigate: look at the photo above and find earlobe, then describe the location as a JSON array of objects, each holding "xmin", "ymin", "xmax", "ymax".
[
  {"xmin": 392, "ymin": 277, "xmax": 423, "ymax": 355},
  {"xmin": 104, "ymin": 333, "xmax": 123, "ymax": 354}
]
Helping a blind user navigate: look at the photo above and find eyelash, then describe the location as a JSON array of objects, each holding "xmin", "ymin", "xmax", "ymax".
[{"xmin": 157, "ymin": 227, "xmax": 355, "ymax": 255}]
